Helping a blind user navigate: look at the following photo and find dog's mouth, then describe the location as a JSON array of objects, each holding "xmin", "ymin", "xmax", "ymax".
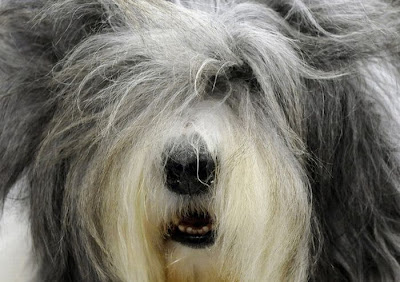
[{"xmin": 166, "ymin": 212, "xmax": 215, "ymax": 248}]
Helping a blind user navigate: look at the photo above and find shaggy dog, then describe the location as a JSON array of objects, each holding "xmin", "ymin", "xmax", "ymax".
[{"xmin": 1, "ymin": 0, "xmax": 400, "ymax": 281}]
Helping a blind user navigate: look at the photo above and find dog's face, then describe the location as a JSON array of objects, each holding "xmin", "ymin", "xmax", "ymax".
[
  {"xmin": 1, "ymin": 0, "xmax": 400, "ymax": 281},
  {"xmin": 55, "ymin": 4, "xmax": 311, "ymax": 279}
]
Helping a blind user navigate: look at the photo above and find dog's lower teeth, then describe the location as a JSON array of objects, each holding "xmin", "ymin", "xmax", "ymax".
[{"xmin": 176, "ymin": 224, "xmax": 212, "ymax": 234}]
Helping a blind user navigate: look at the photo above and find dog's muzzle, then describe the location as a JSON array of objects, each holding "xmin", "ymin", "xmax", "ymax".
[{"xmin": 164, "ymin": 138, "xmax": 216, "ymax": 248}]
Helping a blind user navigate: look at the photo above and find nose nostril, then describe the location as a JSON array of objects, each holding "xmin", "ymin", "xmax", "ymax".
[{"xmin": 165, "ymin": 150, "xmax": 215, "ymax": 195}]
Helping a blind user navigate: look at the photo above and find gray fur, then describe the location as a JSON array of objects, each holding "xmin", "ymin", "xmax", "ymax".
[{"xmin": 1, "ymin": 0, "xmax": 400, "ymax": 281}]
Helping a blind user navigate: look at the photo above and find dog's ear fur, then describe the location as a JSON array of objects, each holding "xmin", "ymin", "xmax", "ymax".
[
  {"xmin": 0, "ymin": 1, "xmax": 113, "ymax": 207},
  {"xmin": 0, "ymin": 1, "xmax": 119, "ymax": 280},
  {"xmin": 272, "ymin": 0, "xmax": 400, "ymax": 70},
  {"xmin": 305, "ymin": 77, "xmax": 400, "ymax": 281},
  {"xmin": 269, "ymin": 1, "xmax": 400, "ymax": 280}
]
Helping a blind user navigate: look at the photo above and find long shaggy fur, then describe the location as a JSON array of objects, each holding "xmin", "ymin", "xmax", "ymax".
[{"xmin": 1, "ymin": 0, "xmax": 400, "ymax": 281}]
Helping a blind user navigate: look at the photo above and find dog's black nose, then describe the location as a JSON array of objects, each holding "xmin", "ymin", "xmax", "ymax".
[{"xmin": 164, "ymin": 144, "xmax": 215, "ymax": 195}]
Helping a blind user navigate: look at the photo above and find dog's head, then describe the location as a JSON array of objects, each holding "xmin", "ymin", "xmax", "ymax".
[{"xmin": 1, "ymin": 0, "xmax": 400, "ymax": 281}]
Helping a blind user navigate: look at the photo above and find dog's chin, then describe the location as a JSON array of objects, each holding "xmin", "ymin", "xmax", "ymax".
[{"xmin": 165, "ymin": 211, "xmax": 216, "ymax": 248}]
